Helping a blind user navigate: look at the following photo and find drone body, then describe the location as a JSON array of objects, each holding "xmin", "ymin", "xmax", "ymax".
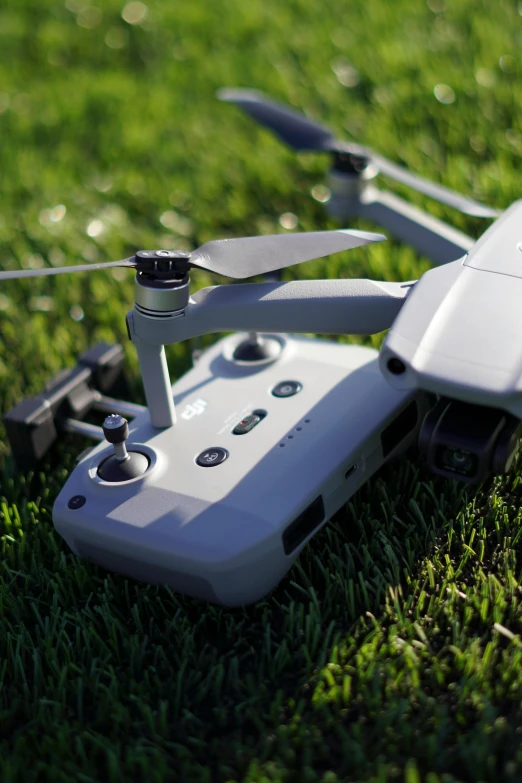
[
  {"xmin": 2, "ymin": 89, "xmax": 520, "ymax": 602},
  {"xmin": 381, "ymin": 199, "xmax": 522, "ymax": 415}
]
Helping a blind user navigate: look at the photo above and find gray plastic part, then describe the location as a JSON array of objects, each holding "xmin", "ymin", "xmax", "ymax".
[
  {"xmin": 92, "ymin": 393, "xmax": 146, "ymax": 418},
  {"xmin": 132, "ymin": 337, "xmax": 176, "ymax": 428},
  {"xmin": 128, "ymin": 278, "xmax": 413, "ymax": 428},
  {"xmin": 380, "ymin": 200, "xmax": 522, "ymax": 417},
  {"xmin": 59, "ymin": 419, "xmax": 104, "ymax": 441},
  {"xmin": 189, "ymin": 229, "xmax": 385, "ymax": 279},
  {"xmin": 326, "ymin": 181, "xmax": 475, "ymax": 265},
  {"xmin": 53, "ymin": 334, "xmax": 428, "ymax": 606},
  {"xmin": 367, "ymin": 155, "xmax": 500, "ymax": 218},
  {"xmin": 129, "ymin": 278, "xmax": 412, "ymax": 346},
  {"xmin": 360, "ymin": 188, "xmax": 476, "ymax": 264},
  {"xmin": 463, "ymin": 199, "xmax": 522, "ymax": 277}
]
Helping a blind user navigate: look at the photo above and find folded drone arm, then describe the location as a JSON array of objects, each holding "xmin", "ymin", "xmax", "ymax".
[
  {"xmin": 129, "ymin": 278, "xmax": 413, "ymax": 428},
  {"xmin": 132, "ymin": 278, "xmax": 413, "ymax": 345},
  {"xmin": 359, "ymin": 186, "xmax": 475, "ymax": 265}
]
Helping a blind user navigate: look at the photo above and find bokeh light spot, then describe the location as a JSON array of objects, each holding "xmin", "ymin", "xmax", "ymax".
[
  {"xmin": 77, "ymin": 6, "xmax": 103, "ymax": 29},
  {"xmin": 70, "ymin": 305, "xmax": 85, "ymax": 322},
  {"xmin": 279, "ymin": 213, "xmax": 298, "ymax": 230},
  {"xmin": 434, "ymin": 84, "xmax": 455, "ymax": 104},
  {"xmin": 122, "ymin": 1, "xmax": 148, "ymax": 25},
  {"xmin": 50, "ymin": 204, "xmax": 66, "ymax": 223},
  {"xmin": 29, "ymin": 296, "xmax": 54, "ymax": 312},
  {"xmin": 105, "ymin": 27, "xmax": 128, "ymax": 49},
  {"xmin": 499, "ymin": 55, "xmax": 515, "ymax": 73},
  {"xmin": 86, "ymin": 219, "xmax": 104, "ymax": 238},
  {"xmin": 311, "ymin": 185, "xmax": 331, "ymax": 203},
  {"xmin": 475, "ymin": 68, "xmax": 496, "ymax": 87}
]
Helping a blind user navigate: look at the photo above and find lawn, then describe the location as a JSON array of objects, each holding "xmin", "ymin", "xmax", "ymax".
[{"xmin": 0, "ymin": 0, "xmax": 521, "ymax": 780}]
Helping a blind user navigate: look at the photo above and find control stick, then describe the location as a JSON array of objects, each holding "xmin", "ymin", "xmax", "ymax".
[{"xmin": 97, "ymin": 414, "xmax": 149, "ymax": 482}]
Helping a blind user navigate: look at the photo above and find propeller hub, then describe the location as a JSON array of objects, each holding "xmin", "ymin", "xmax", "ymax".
[
  {"xmin": 332, "ymin": 151, "xmax": 370, "ymax": 175},
  {"xmin": 134, "ymin": 252, "xmax": 191, "ymax": 315},
  {"xmin": 135, "ymin": 249, "xmax": 192, "ymax": 279}
]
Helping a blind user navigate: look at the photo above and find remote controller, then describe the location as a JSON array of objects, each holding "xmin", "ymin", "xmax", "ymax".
[{"xmin": 53, "ymin": 332, "xmax": 428, "ymax": 606}]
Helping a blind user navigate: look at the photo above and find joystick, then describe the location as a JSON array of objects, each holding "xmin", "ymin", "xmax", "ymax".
[
  {"xmin": 97, "ymin": 414, "xmax": 149, "ymax": 482},
  {"xmin": 232, "ymin": 331, "xmax": 282, "ymax": 363}
]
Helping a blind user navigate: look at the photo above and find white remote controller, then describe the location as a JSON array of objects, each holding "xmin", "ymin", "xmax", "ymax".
[{"xmin": 53, "ymin": 332, "xmax": 428, "ymax": 606}]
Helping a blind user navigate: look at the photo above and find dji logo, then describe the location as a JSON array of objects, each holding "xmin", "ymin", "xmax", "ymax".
[{"xmin": 181, "ymin": 398, "xmax": 208, "ymax": 420}]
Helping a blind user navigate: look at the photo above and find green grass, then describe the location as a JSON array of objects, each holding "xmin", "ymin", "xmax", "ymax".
[{"xmin": 0, "ymin": 0, "xmax": 522, "ymax": 780}]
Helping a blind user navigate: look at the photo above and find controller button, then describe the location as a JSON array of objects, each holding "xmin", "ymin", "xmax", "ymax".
[
  {"xmin": 196, "ymin": 447, "xmax": 229, "ymax": 467},
  {"xmin": 271, "ymin": 380, "xmax": 302, "ymax": 398},
  {"xmin": 232, "ymin": 414, "xmax": 261, "ymax": 435},
  {"xmin": 68, "ymin": 495, "xmax": 86, "ymax": 510}
]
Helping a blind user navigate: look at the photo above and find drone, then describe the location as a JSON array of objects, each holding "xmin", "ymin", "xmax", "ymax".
[{"xmin": 1, "ymin": 89, "xmax": 520, "ymax": 607}]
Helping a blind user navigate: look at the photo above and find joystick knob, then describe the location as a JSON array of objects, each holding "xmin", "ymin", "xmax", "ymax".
[
  {"xmin": 102, "ymin": 414, "xmax": 130, "ymax": 462},
  {"xmin": 98, "ymin": 414, "xmax": 149, "ymax": 482}
]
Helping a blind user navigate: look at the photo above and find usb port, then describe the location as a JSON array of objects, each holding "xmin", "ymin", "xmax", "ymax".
[{"xmin": 345, "ymin": 464, "xmax": 357, "ymax": 479}]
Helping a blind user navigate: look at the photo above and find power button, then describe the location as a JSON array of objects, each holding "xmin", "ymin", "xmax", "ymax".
[{"xmin": 271, "ymin": 380, "xmax": 302, "ymax": 398}]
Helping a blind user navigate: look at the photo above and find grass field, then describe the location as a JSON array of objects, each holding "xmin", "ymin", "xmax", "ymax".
[{"xmin": 1, "ymin": 0, "xmax": 521, "ymax": 780}]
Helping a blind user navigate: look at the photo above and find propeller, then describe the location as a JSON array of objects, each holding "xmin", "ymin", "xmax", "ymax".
[
  {"xmin": 0, "ymin": 257, "xmax": 137, "ymax": 281},
  {"xmin": 0, "ymin": 228, "xmax": 385, "ymax": 282},
  {"xmin": 217, "ymin": 87, "xmax": 500, "ymax": 219}
]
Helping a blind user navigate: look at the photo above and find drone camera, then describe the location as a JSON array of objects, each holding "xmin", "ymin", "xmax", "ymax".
[{"xmin": 419, "ymin": 397, "xmax": 522, "ymax": 484}]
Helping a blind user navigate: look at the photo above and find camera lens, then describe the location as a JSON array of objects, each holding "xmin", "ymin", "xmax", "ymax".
[
  {"xmin": 437, "ymin": 446, "xmax": 477, "ymax": 477},
  {"xmin": 444, "ymin": 448, "xmax": 473, "ymax": 472}
]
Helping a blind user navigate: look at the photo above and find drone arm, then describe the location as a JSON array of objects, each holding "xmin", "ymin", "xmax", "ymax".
[
  {"xmin": 359, "ymin": 186, "xmax": 475, "ymax": 265},
  {"xmin": 131, "ymin": 278, "xmax": 413, "ymax": 346},
  {"xmin": 128, "ymin": 278, "xmax": 412, "ymax": 428}
]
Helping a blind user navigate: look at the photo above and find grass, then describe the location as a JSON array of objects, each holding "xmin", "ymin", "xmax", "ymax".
[{"xmin": 0, "ymin": 0, "xmax": 521, "ymax": 780}]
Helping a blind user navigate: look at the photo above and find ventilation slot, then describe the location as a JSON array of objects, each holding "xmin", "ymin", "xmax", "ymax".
[
  {"xmin": 381, "ymin": 400, "xmax": 418, "ymax": 458},
  {"xmin": 345, "ymin": 464, "xmax": 357, "ymax": 479},
  {"xmin": 282, "ymin": 495, "xmax": 325, "ymax": 555}
]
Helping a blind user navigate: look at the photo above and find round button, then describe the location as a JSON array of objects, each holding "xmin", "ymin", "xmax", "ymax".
[
  {"xmin": 271, "ymin": 380, "xmax": 302, "ymax": 398},
  {"xmin": 196, "ymin": 447, "xmax": 229, "ymax": 467},
  {"xmin": 68, "ymin": 495, "xmax": 86, "ymax": 510}
]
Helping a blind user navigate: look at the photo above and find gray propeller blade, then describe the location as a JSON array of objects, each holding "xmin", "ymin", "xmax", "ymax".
[
  {"xmin": 190, "ymin": 229, "xmax": 386, "ymax": 279},
  {"xmin": 218, "ymin": 87, "xmax": 499, "ymax": 217},
  {"xmin": 0, "ymin": 257, "xmax": 136, "ymax": 281},
  {"xmin": 0, "ymin": 231, "xmax": 384, "ymax": 283},
  {"xmin": 217, "ymin": 88, "xmax": 337, "ymax": 152}
]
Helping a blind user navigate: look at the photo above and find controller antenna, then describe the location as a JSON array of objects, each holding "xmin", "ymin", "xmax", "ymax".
[{"xmin": 98, "ymin": 414, "xmax": 149, "ymax": 482}]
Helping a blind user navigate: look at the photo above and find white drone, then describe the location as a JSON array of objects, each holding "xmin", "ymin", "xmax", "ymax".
[{"xmin": 2, "ymin": 89, "xmax": 520, "ymax": 606}]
